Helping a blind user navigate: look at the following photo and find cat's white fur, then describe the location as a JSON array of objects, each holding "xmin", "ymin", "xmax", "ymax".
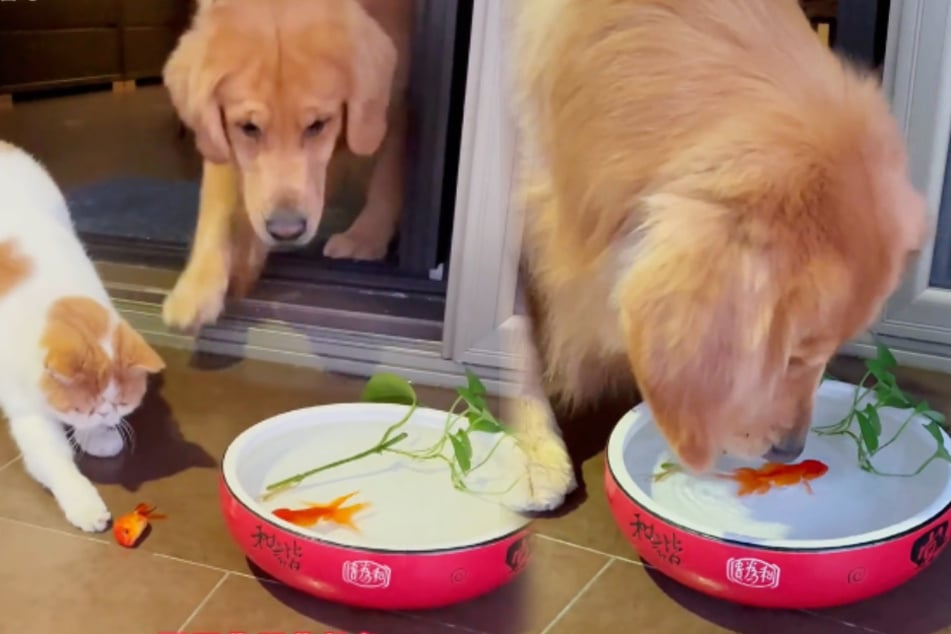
[{"xmin": 0, "ymin": 142, "xmax": 144, "ymax": 532}]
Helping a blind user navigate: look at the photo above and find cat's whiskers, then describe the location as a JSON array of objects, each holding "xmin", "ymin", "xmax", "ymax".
[
  {"xmin": 68, "ymin": 425, "xmax": 91, "ymax": 458},
  {"xmin": 117, "ymin": 418, "xmax": 136, "ymax": 454}
]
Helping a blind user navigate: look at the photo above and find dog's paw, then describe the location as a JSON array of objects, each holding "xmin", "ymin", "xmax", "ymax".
[
  {"xmin": 162, "ymin": 267, "xmax": 228, "ymax": 332},
  {"xmin": 76, "ymin": 426, "xmax": 125, "ymax": 458},
  {"xmin": 323, "ymin": 229, "xmax": 389, "ymax": 261},
  {"xmin": 501, "ymin": 398, "xmax": 577, "ymax": 513},
  {"xmin": 57, "ymin": 480, "xmax": 111, "ymax": 533}
]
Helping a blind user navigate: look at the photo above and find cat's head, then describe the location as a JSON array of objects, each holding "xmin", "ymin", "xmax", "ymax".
[{"xmin": 39, "ymin": 296, "xmax": 165, "ymax": 429}]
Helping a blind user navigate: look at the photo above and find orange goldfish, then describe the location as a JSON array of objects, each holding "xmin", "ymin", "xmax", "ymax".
[
  {"xmin": 721, "ymin": 459, "xmax": 829, "ymax": 496},
  {"xmin": 113, "ymin": 503, "xmax": 166, "ymax": 548},
  {"xmin": 272, "ymin": 491, "xmax": 370, "ymax": 531}
]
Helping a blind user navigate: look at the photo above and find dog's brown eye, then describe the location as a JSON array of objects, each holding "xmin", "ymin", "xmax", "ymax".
[
  {"xmin": 239, "ymin": 122, "xmax": 261, "ymax": 138},
  {"xmin": 304, "ymin": 119, "xmax": 327, "ymax": 137}
]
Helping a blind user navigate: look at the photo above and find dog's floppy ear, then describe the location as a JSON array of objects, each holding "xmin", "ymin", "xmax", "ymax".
[
  {"xmin": 163, "ymin": 10, "xmax": 231, "ymax": 164},
  {"xmin": 615, "ymin": 193, "xmax": 788, "ymax": 471},
  {"xmin": 343, "ymin": 5, "xmax": 398, "ymax": 156}
]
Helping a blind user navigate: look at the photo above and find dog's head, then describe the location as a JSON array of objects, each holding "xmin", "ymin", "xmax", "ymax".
[
  {"xmin": 614, "ymin": 80, "xmax": 927, "ymax": 472},
  {"xmin": 163, "ymin": 0, "xmax": 397, "ymax": 247}
]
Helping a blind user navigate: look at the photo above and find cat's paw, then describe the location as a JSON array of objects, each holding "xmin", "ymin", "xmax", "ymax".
[
  {"xmin": 500, "ymin": 398, "xmax": 577, "ymax": 512},
  {"xmin": 163, "ymin": 264, "xmax": 228, "ymax": 332},
  {"xmin": 76, "ymin": 426, "xmax": 124, "ymax": 458},
  {"xmin": 57, "ymin": 480, "xmax": 111, "ymax": 533}
]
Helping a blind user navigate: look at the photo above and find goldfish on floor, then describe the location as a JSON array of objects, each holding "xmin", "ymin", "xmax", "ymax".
[
  {"xmin": 721, "ymin": 459, "xmax": 829, "ymax": 496},
  {"xmin": 272, "ymin": 491, "xmax": 370, "ymax": 531},
  {"xmin": 113, "ymin": 503, "xmax": 166, "ymax": 548}
]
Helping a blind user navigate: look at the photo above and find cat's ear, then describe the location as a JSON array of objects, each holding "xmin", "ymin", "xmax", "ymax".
[{"xmin": 113, "ymin": 320, "xmax": 165, "ymax": 374}]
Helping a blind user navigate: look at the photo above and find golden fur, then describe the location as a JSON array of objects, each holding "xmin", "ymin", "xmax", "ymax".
[
  {"xmin": 162, "ymin": 0, "xmax": 413, "ymax": 331},
  {"xmin": 507, "ymin": 0, "xmax": 927, "ymax": 509},
  {"xmin": 0, "ymin": 238, "xmax": 32, "ymax": 297},
  {"xmin": 40, "ymin": 297, "xmax": 165, "ymax": 418}
]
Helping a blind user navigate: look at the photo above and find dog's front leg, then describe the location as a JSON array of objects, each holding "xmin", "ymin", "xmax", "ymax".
[
  {"xmin": 163, "ymin": 161, "xmax": 241, "ymax": 332},
  {"xmin": 323, "ymin": 109, "xmax": 406, "ymax": 261},
  {"xmin": 501, "ymin": 314, "xmax": 578, "ymax": 513}
]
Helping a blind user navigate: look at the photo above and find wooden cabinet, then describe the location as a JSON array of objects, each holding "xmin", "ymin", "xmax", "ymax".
[{"xmin": 0, "ymin": 0, "xmax": 192, "ymax": 94}]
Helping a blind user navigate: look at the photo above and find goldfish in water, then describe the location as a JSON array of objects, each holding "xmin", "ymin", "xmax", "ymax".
[
  {"xmin": 113, "ymin": 503, "xmax": 166, "ymax": 548},
  {"xmin": 272, "ymin": 491, "xmax": 370, "ymax": 531},
  {"xmin": 721, "ymin": 459, "xmax": 829, "ymax": 496}
]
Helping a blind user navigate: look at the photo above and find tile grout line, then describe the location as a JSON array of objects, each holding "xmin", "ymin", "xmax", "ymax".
[
  {"xmin": 0, "ymin": 515, "xmax": 112, "ymax": 547},
  {"xmin": 534, "ymin": 533, "xmax": 643, "ymax": 566},
  {"xmin": 537, "ymin": 557, "xmax": 615, "ymax": 634},
  {"xmin": 0, "ymin": 516, "xmax": 265, "ymax": 582},
  {"xmin": 394, "ymin": 611, "xmax": 491, "ymax": 634},
  {"xmin": 150, "ymin": 551, "xmax": 265, "ymax": 580},
  {"xmin": 177, "ymin": 571, "xmax": 230, "ymax": 632},
  {"xmin": 535, "ymin": 535, "xmax": 893, "ymax": 634},
  {"xmin": 0, "ymin": 455, "xmax": 21, "ymax": 473},
  {"xmin": 800, "ymin": 610, "xmax": 892, "ymax": 634}
]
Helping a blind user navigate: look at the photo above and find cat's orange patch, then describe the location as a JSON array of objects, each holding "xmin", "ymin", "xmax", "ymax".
[
  {"xmin": 39, "ymin": 296, "xmax": 166, "ymax": 417},
  {"xmin": 40, "ymin": 297, "xmax": 112, "ymax": 415},
  {"xmin": 0, "ymin": 238, "xmax": 33, "ymax": 297}
]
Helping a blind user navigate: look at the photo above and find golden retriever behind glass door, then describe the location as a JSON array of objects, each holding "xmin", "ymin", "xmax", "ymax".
[
  {"xmin": 503, "ymin": 0, "xmax": 927, "ymax": 512},
  {"xmin": 161, "ymin": 0, "xmax": 413, "ymax": 332}
]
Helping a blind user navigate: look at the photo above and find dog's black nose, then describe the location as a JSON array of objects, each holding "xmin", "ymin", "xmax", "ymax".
[
  {"xmin": 763, "ymin": 440, "xmax": 805, "ymax": 464},
  {"xmin": 266, "ymin": 210, "xmax": 307, "ymax": 241}
]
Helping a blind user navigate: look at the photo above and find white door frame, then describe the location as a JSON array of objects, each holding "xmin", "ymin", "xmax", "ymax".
[
  {"xmin": 442, "ymin": 0, "xmax": 526, "ymax": 390},
  {"xmin": 840, "ymin": 0, "xmax": 951, "ymax": 372}
]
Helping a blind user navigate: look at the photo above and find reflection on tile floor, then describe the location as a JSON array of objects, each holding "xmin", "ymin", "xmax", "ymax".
[{"xmin": 2, "ymin": 348, "xmax": 951, "ymax": 633}]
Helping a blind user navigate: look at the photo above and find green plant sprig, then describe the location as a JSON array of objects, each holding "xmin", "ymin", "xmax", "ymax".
[
  {"xmin": 814, "ymin": 342, "xmax": 949, "ymax": 477},
  {"xmin": 261, "ymin": 369, "xmax": 519, "ymax": 501}
]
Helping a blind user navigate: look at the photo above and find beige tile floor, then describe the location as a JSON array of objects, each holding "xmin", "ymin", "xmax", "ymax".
[{"xmin": 1, "ymin": 347, "xmax": 950, "ymax": 634}]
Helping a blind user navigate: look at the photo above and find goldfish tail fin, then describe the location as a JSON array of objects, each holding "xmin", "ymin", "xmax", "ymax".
[
  {"xmin": 332, "ymin": 502, "xmax": 370, "ymax": 531},
  {"xmin": 327, "ymin": 491, "xmax": 360, "ymax": 510}
]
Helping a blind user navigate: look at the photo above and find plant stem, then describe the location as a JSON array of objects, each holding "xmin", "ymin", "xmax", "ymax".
[
  {"xmin": 874, "ymin": 411, "xmax": 917, "ymax": 455},
  {"xmin": 261, "ymin": 432, "xmax": 409, "ymax": 499},
  {"xmin": 469, "ymin": 434, "xmax": 509, "ymax": 473},
  {"xmin": 814, "ymin": 371, "xmax": 872, "ymax": 434},
  {"xmin": 381, "ymin": 400, "xmax": 419, "ymax": 444},
  {"xmin": 418, "ymin": 396, "xmax": 465, "ymax": 458}
]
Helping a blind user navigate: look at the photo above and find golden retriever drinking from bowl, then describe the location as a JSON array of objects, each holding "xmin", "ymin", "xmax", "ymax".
[
  {"xmin": 505, "ymin": 0, "xmax": 927, "ymax": 511},
  {"xmin": 161, "ymin": 0, "xmax": 413, "ymax": 331}
]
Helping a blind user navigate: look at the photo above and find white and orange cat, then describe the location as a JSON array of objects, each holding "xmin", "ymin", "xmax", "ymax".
[{"xmin": 0, "ymin": 141, "xmax": 165, "ymax": 532}]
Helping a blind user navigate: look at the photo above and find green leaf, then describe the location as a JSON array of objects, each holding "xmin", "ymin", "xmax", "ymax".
[
  {"xmin": 874, "ymin": 384, "xmax": 911, "ymax": 409},
  {"xmin": 468, "ymin": 413, "xmax": 505, "ymax": 434},
  {"xmin": 465, "ymin": 368, "xmax": 487, "ymax": 397},
  {"xmin": 925, "ymin": 419, "xmax": 948, "ymax": 446},
  {"xmin": 924, "ymin": 408, "xmax": 947, "ymax": 425},
  {"xmin": 458, "ymin": 386, "xmax": 487, "ymax": 410},
  {"xmin": 866, "ymin": 360, "xmax": 897, "ymax": 388},
  {"xmin": 856, "ymin": 410, "xmax": 880, "ymax": 453},
  {"xmin": 862, "ymin": 404, "xmax": 882, "ymax": 436},
  {"xmin": 875, "ymin": 342, "xmax": 898, "ymax": 370},
  {"xmin": 361, "ymin": 373, "xmax": 417, "ymax": 406},
  {"xmin": 449, "ymin": 430, "xmax": 473, "ymax": 473}
]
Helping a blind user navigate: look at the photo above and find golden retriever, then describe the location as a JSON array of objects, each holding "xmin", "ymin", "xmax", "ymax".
[
  {"xmin": 505, "ymin": 0, "xmax": 927, "ymax": 511},
  {"xmin": 161, "ymin": 0, "xmax": 413, "ymax": 331}
]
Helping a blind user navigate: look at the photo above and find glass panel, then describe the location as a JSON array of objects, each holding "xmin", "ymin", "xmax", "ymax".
[{"xmin": 0, "ymin": 0, "xmax": 469, "ymax": 297}]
